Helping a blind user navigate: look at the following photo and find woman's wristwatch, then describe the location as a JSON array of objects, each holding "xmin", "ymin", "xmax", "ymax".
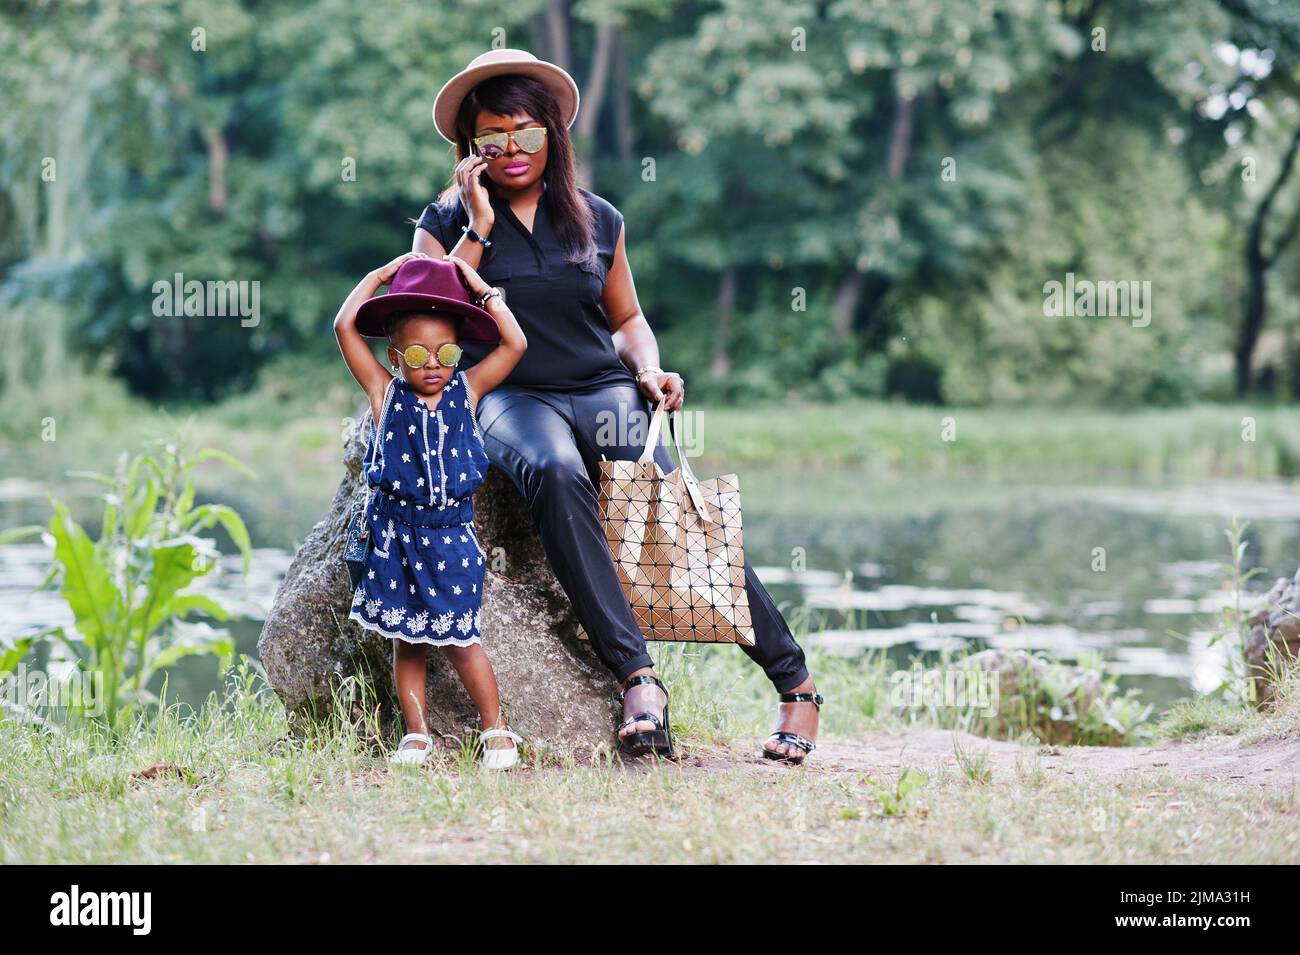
[{"xmin": 634, "ymin": 364, "xmax": 664, "ymax": 384}]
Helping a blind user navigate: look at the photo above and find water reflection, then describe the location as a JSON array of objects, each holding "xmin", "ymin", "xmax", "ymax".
[
  {"xmin": 747, "ymin": 480, "xmax": 1298, "ymax": 707},
  {"xmin": 2, "ymin": 477, "xmax": 1296, "ymax": 710}
]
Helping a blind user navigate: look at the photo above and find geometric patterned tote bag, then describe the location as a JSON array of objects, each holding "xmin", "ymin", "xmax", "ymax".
[{"xmin": 595, "ymin": 396, "xmax": 755, "ymax": 646}]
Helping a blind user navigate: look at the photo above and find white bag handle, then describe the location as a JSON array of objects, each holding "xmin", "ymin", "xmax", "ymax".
[{"xmin": 637, "ymin": 396, "xmax": 712, "ymax": 522}]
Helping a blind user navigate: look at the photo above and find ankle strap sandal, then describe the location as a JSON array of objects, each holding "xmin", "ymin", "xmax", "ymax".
[
  {"xmin": 763, "ymin": 691, "xmax": 823, "ymax": 763},
  {"xmin": 388, "ymin": 732, "xmax": 434, "ymax": 767},
  {"xmin": 616, "ymin": 675, "xmax": 675, "ymax": 759},
  {"xmin": 780, "ymin": 691, "xmax": 823, "ymax": 709}
]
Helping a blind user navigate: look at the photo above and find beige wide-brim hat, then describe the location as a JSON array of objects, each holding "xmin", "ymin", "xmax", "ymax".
[{"xmin": 432, "ymin": 48, "xmax": 580, "ymax": 145}]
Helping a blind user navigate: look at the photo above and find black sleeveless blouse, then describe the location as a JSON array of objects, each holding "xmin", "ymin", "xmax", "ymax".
[{"xmin": 415, "ymin": 183, "xmax": 636, "ymax": 393}]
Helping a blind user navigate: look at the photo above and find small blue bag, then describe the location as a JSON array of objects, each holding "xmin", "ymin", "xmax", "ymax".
[
  {"xmin": 343, "ymin": 495, "xmax": 373, "ymax": 588},
  {"xmin": 343, "ymin": 377, "xmax": 397, "ymax": 589}
]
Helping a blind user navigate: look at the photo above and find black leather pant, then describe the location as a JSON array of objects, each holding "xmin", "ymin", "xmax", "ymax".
[{"xmin": 476, "ymin": 378, "xmax": 810, "ymax": 691}]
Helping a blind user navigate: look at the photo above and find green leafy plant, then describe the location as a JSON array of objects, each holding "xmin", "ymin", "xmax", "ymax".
[
  {"xmin": 3, "ymin": 438, "xmax": 253, "ymax": 731},
  {"xmin": 1205, "ymin": 517, "xmax": 1270, "ymax": 705},
  {"xmin": 952, "ymin": 737, "xmax": 992, "ymax": 785},
  {"xmin": 942, "ymin": 648, "xmax": 1152, "ymax": 747},
  {"xmin": 869, "ymin": 767, "xmax": 929, "ymax": 817}
]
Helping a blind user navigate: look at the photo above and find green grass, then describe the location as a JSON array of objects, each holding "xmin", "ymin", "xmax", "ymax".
[
  {"xmin": 3, "ymin": 654, "xmax": 1297, "ymax": 864},
  {"xmin": 1152, "ymin": 668, "xmax": 1300, "ymax": 745},
  {"xmin": 697, "ymin": 400, "xmax": 1300, "ymax": 478}
]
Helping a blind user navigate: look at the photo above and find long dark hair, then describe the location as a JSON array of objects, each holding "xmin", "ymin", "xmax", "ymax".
[{"xmin": 433, "ymin": 73, "xmax": 598, "ymax": 270}]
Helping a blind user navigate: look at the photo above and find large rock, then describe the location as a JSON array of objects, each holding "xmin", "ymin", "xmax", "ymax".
[
  {"xmin": 256, "ymin": 405, "xmax": 621, "ymax": 755},
  {"xmin": 1246, "ymin": 568, "xmax": 1300, "ymax": 708}
]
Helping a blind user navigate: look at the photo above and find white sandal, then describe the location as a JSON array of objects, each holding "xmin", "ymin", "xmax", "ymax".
[
  {"xmin": 388, "ymin": 732, "xmax": 434, "ymax": 766},
  {"xmin": 479, "ymin": 729, "xmax": 523, "ymax": 770}
]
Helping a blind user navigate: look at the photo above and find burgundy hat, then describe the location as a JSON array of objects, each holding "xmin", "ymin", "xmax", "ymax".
[{"xmin": 355, "ymin": 257, "xmax": 501, "ymax": 342}]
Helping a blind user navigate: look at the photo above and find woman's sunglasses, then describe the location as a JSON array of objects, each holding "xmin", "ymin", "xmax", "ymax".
[
  {"xmin": 472, "ymin": 126, "xmax": 547, "ymax": 160},
  {"xmin": 395, "ymin": 342, "xmax": 462, "ymax": 369}
]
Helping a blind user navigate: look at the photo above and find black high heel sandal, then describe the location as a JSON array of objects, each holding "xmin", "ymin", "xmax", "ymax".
[
  {"xmin": 616, "ymin": 674, "xmax": 675, "ymax": 759},
  {"xmin": 764, "ymin": 691, "xmax": 823, "ymax": 764}
]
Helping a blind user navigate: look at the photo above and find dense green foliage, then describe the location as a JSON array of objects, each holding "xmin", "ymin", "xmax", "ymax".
[{"xmin": 2, "ymin": 0, "xmax": 1299, "ymax": 408}]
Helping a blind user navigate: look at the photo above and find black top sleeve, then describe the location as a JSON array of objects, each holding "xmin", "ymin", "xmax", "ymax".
[
  {"xmin": 583, "ymin": 190, "xmax": 625, "ymax": 269},
  {"xmin": 415, "ymin": 200, "xmax": 454, "ymax": 250},
  {"xmin": 605, "ymin": 202, "xmax": 624, "ymax": 266}
]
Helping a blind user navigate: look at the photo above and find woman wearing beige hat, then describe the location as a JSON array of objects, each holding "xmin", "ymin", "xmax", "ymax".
[{"xmin": 412, "ymin": 49, "xmax": 822, "ymax": 763}]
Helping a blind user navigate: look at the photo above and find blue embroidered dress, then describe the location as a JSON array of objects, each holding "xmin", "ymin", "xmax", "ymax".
[{"xmin": 348, "ymin": 371, "xmax": 489, "ymax": 646}]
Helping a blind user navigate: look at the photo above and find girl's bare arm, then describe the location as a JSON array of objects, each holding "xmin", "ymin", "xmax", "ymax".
[
  {"xmin": 334, "ymin": 251, "xmax": 427, "ymax": 423},
  {"xmin": 443, "ymin": 255, "xmax": 527, "ymax": 414}
]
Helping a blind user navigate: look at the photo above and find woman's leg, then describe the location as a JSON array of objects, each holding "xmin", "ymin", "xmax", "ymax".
[
  {"xmin": 478, "ymin": 381, "xmax": 818, "ymax": 756},
  {"xmin": 476, "ymin": 387, "xmax": 656, "ymax": 684},
  {"xmin": 567, "ymin": 383, "xmax": 812, "ymax": 690},
  {"xmin": 566, "ymin": 383, "xmax": 819, "ymax": 756}
]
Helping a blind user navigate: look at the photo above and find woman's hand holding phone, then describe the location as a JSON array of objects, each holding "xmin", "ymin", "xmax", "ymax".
[{"xmin": 455, "ymin": 147, "xmax": 495, "ymax": 233}]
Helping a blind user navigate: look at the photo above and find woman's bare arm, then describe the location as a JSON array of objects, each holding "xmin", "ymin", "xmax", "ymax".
[
  {"xmin": 413, "ymin": 219, "xmax": 494, "ymax": 270},
  {"xmin": 442, "ymin": 256, "xmax": 527, "ymax": 415},
  {"xmin": 603, "ymin": 223, "xmax": 685, "ymax": 411},
  {"xmin": 413, "ymin": 156, "xmax": 497, "ymax": 267}
]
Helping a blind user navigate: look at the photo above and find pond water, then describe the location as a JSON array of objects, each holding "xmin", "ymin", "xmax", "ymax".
[{"xmin": 3, "ymin": 470, "xmax": 1297, "ymax": 712}]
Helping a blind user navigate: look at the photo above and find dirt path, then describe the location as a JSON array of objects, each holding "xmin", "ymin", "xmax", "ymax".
[{"xmin": 667, "ymin": 729, "xmax": 1300, "ymax": 789}]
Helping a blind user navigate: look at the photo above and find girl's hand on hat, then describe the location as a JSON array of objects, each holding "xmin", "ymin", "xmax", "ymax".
[
  {"xmin": 373, "ymin": 251, "xmax": 428, "ymax": 286},
  {"xmin": 445, "ymin": 254, "xmax": 491, "ymax": 299}
]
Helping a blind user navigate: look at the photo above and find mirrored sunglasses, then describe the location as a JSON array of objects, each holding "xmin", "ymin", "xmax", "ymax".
[
  {"xmin": 472, "ymin": 126, "xmax": 547, "ymax": 159},
  {"xmin": 399, "ymin": 342, "xmax": 462, "ymax": 369}
]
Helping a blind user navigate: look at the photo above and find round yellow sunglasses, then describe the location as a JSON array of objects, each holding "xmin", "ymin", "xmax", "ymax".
[{"xmin": 395, "ymin": 342, "xmax": 462, "ymax": 369}]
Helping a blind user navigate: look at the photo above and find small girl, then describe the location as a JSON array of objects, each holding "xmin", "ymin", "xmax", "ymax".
[{"xmin": 333, "ymin": 250, "xmax": 528, "ymax": 768}]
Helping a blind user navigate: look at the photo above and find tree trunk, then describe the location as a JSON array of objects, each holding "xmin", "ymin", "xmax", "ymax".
[
  {"xmin": 204, "ymin": 127, "xmax": 229, "ymax": 214},
  {"xmin": 887, "ymin": 83, "xmax": 915, "ymax": 181},
  {"xmin": 1237, "ymin": 233, "xmax": 1267, "ymax": 395},
  {"xmin": 1236, "ymin": 124, "xmax": 1300, "ymax": 395},
  {"xmin": 544, "ymin": 0, "xmax": 571, "ymax": 71},
  {"xmin": 613, "ymin": 28, "xmax": 633, "ymax": 162},
  {"xmin": 710, "ymin": 265, "xmax": 737, "ymax": 385},
  {"xmin": 573, "ymin": 23, "xmax": 615, "ymax": 191},
  {"xmin": 575, "ymin": 23, "xmax": 614, "ymax": 142},
  {"xmin": 832, "ymin": 269, "xmax": 864, "ymax": 338}
]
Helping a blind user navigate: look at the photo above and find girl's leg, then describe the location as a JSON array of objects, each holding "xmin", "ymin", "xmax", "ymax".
[
  {"xmin": 393, "ymin": 639, "xmax": 431, "ymax": 750},
  {"xmin": 438, "ymin": 643, "xmax": 512, "ymax": 749}
]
